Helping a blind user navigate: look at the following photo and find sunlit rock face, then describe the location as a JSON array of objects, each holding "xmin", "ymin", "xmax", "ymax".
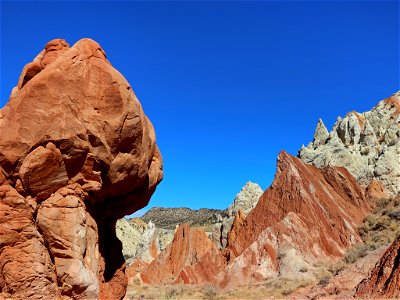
[
  {"xmin": 221, "ymin": 151, "xmax": 374, "ymax": 287},
  {"xmin": 116, "ymin": 218, "xmax": 173, "ymax": 265},
  {"xmin": 0, "ymin": 38, "xmax": 163, "ymax": 300},
  {"xmin": 213, "ymin": 181, "xmax": 263, "ymax": 248},
  {"xmin": 136, "ymin": 152, "xmax": 375, "ymax": 288},
  {"xmin": 299, "ymin": 92, "xmax": 400, "ymax": 196}
]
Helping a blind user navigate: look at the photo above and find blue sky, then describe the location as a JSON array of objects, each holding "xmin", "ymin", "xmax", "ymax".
[{"xmin": 1, "ymin": 1, "xmax": 399, "ymax": 214}]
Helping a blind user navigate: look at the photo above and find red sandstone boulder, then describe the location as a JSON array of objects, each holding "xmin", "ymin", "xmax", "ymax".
[
  {"xmin": 0, "ymin": 38, "xmax": 162, "ymax": 299},
  {"xmin": 355, "ymin": 236, "xmax": 400, "ymax": 298}
]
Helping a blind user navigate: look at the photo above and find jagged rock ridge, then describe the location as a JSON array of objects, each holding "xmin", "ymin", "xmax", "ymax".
[
  {"xmin": 137, "ymin": 151, "xmax": 375, "ymax": 287},
  {"xmin": 299, "ymin": 92, "xmax": 400, "ymax": 196},
  {"xmin": 216, "ymin": 181, "xmax": 263, "ymax": 248},
  {"xmin": 116, "ymin": 181, "xmax": 263, "ymax": 264},
  {"xmin": 0, "ymin": 38, "xmax": 162, "ymax": 300}
]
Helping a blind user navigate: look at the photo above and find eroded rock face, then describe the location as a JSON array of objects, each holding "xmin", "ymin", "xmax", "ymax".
[
  {"xmin": 220, "ymin": 151, "xmax": 373, "ymax": 287},
  {"xmin": 355, "ymin": 236, "xmax": 400, "ymax": 298},
  {"xmin": 116, "ymin": 218, "xmax": 173, "ymax": 265},
  {"xmin": 299, "ymin": 92, "xmax": 400, "ymax": 196},
  {"xmin": 139, "ymin": 223, "xmax": 226, "ymax": 285},
  {"xmin": 216, "ymin": 181, "xmax": 263, "ymax": 248},
  {"xmin": 136, "ymin": 152, "xmax": 373, "ymax": 288},
  {"xmin": 0, "ymin": 38, "xmax": 163, "ymax": 299}
]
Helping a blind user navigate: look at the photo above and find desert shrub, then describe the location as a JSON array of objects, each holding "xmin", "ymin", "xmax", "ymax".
[
  {"xmin": 344, "ymin": 251, "xmax": 358, "ymax": 264},
  {"xmin": 165, "ymin": 286, "xmax": 183, "ymax": 299},
  {"xmin": 319, "ymin": 276, "xmax": 330, "ymax": 287},
  {"xmin": 388, "ymin": 210, "xmax": 400, "ymax": 220},
  {"xmin": 202, "ymin": 284, "xmax": 219, "ymax": 300},
  {"xmin": 344, "ymin": 243, "xmax": 369, "ymax": 264},
  {"xmin": 299, "ymin": 267, "xmax": 308, "ymax": 273},
  {"xmin": 282, "ymin": 288, "xmax": 294, "ymax": 296},
  {"xmin": 373, "ymin": 198, "xmax": 391, "ymax": 214},
  {"xmin": 263, "ymin": 278, "xmax": 312, "ymax": 297},
  {"xmin": 358, "ymin": 196, "xmax": 400, "ymax": 251},
  {"xmin": 327, "ymin": 260, "xmax": 345, "ymax": 276}
]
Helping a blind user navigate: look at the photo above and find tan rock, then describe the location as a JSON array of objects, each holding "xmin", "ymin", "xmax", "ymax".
[{"xmin": 125, "ymin": 259, "xmax": 149, "ymax": 279}]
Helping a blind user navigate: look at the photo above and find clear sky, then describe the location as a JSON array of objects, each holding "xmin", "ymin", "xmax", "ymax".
[{"xmin": 1, "ymin": 1, "xmax": 399, "ymax": 214}]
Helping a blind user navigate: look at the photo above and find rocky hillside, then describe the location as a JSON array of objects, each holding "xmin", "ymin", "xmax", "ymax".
[
  {"xmin": 289, "ymin": 193, "xmax": 399, "ymax": 299},
  {"xmin": 141, "ymin": 207, "xmax": 228, "ymax": 230},
  {"xmin": 116, "ymin": 181, "xmax": 263, "ymax": 263},
  {"xmin": 0, "ymin": 38, "xmax": 163, "ymax": 300},
  {"xmin": 132, "ymin": 92, "xmax": 399, "ymax": 295},
  {"xmin": 227, "ymin": 181, "xmax": 263, "ymax": 215},
  {"xmin": 117, "ymin": 218, "xmax": 174, "ymax": 265},
  {"xmin": 138, "ymin": 151, "xmax": 376, "ymax": 287},
  {"xmin": 216, "ymin": 181, "xmax": 263, "ymax": 248},
  {"xmin": 299, "ymin": 92, "xmax": 400, "ymax": 195}
]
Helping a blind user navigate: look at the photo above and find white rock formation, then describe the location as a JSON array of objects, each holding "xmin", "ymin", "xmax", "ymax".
[
  {"xmin": 118, "ymin": 182, "xmax": 263, "ymax": 259},
  {"xmin": 116, "ymin": 218, "xmax": 146, "ymax": 264},
  {"xmin": 116, "ymin": 218, "xmax": 175, "ymax": 265},
  {"xmin": 299, "ymin": 91, "xmax": 400, "ymax": 196},
  {"xmin": 214, "ymin": 181, "xmax": 264, "ymax": 248}
]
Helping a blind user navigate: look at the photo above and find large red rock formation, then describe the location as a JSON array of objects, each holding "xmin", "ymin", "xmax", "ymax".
[
  {"xmin": 0, "ymin": 38, "xmax": 163, "ymax": 299},
  {"xmin": 355, "ymin": 236, "xmax": 400, "ymax": 298},
  {"xmin": 227, "ymin": 151, "xmax": 372, "ymax": 259},
  {"xmin": 140, "ymin": 223, "xmax": 226, "ymax": 285},
  {"xmin": 136, "ymin": 151, "xmax": 374, "ymax": 288},
  {"xmin": 221, "ymin": 151, "xmax": 373, "ymax": 287}
]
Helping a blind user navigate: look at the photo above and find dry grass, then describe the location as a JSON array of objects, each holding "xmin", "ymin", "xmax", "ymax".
[
  {"xmin": 359, "ymin": 196, "xmax": 400, "ymax": 249},
  {"xmin": 341, "ymin": 195, "xmax": 400, "ymax": 266},
  {"xmin": 125, "ymin": 282, "xmax": 222, "ymax": 300},
  {"xmin": 126, "ymin": 196, "xmax": 400, "ymax": 299},
  {"xmin": 125, "ymin": 278, "xmax": 315, "ymax": 300}
]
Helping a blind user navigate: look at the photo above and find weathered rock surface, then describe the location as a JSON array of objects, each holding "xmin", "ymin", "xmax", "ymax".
[
  {"xmin": 117, "ymin": 182, "xmax": 262, "ymax": 264},
  {"xmin": 355, "ymin": 236, "xmax": 400, "ymax": 298},
  {"xmin": 215, "ymin": 181, "xmax": 263, "ymax": 248},
  {"xmin": 220, "ymin": 151, "xmax": 373, "ymax": 287},
  {"xmin": 116, "ymin": 218, "xmax": 150, "ymax": 264},
  {"xmin": 299, "ymin": 92, "xmax": 400, "ymax": 196},
  {"xmin": 139, "ymin": 223, "xmax": 226, "ymax": 285},
  {"xmin": 0, "ymin": 38, "xmax": 162, "ymax": 299},
  {"xmin": 293, "ymin": 245, "xmax": 389, "ymax": 299},
  {"xmin": 136, "ymin": 152, "xmax": 374, "ymax": 288},
  {"xmin": 118, "ymin": 219, "xmax": 174, "ymax": 265},
  {"xmin": 227, "ymin": 181, "xmax": 263, "ymax": 216}
]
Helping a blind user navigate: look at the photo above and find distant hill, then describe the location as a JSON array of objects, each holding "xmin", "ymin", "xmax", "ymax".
[{"xmin": 141, "ymin": 207, "xmax": 229, "ymax": 230}]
